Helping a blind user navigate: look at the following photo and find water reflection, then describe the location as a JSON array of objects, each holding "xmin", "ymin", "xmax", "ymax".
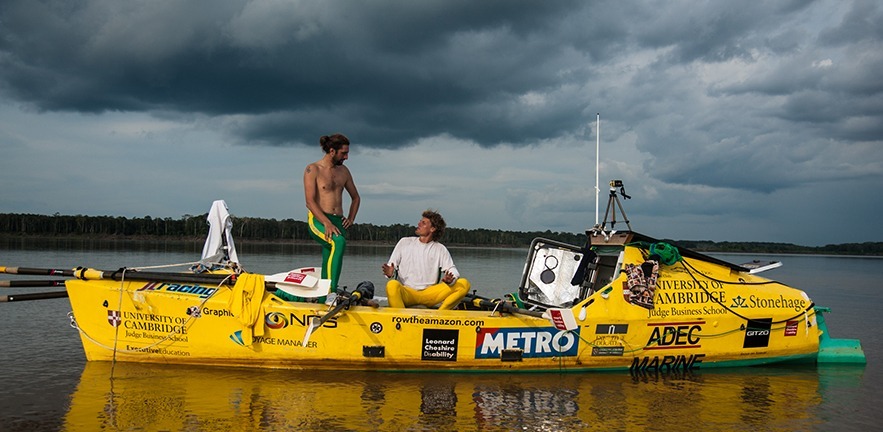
[{"xmin": 63, "ymin": 362, "xmax": 862, "ymax": 431}]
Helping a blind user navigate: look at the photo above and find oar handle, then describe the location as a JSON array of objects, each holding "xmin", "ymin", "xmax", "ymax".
[
  {"xmin": 0, "ymin": 280, "xmax": 68, "ymax": 288},
  {"xmin": 0, "ymin": 291, "xmax": 69, "ymax": 302}
]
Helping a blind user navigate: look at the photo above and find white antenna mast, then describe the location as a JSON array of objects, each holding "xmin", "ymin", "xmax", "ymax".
[{"xmin": 594, "ymin": 113, "xmax": 600, "ymax": 226}]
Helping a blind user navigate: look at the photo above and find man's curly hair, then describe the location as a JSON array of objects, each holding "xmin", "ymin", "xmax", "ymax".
[{"xmin": 422, "ymin": 209, "xmax": 446, "ymax": 242}]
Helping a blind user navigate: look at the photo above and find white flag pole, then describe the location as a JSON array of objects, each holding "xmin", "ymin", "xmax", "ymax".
[{"xmin": 594, "ymin": 113, "xmax": 600, "ymax": 226}]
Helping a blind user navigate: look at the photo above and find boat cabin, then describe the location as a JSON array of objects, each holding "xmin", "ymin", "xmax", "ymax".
[{"xmin": 518, "ymin": 232, "xmax": 631, "ymax": 310}]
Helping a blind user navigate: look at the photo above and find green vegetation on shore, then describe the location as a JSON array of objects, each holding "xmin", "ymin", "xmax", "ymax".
[{"xmin": 1, "ymin": 212, "xmax": 881, "ymax": 256}]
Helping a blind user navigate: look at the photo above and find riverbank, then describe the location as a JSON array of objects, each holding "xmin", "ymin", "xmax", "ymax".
[{"xmin": 1, "ymin": 233, "xmax": 881, "ymax": 256}]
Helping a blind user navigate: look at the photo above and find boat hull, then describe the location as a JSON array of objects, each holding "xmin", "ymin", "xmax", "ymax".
[{"xmin": 65, "ymin": 248, "xmax": 826, "ymax": 372}]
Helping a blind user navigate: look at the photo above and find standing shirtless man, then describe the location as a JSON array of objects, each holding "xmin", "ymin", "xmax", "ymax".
[{"xmin": 299, "ymin": 133, "xmax": 360, "ymax": 301}]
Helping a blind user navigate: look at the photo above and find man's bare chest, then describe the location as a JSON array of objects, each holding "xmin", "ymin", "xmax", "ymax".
[{"xmin": 317, "ymin": 170, "xmax": 347, "ymax": 191}]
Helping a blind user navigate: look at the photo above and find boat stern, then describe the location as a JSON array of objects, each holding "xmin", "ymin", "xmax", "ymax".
[{"xmin": 814, "ymin": 306, "xmax": 866, "ymax": 364}]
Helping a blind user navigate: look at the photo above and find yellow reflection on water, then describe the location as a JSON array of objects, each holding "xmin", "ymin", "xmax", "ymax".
[{"xmin": 63, "ymin": 362, "xmax": 862, "ymax": 431}]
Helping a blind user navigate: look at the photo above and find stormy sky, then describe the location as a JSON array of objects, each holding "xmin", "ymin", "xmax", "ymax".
[{"xmin": 1, "ymin": 0, "xmax": 881, "ymax": 246}]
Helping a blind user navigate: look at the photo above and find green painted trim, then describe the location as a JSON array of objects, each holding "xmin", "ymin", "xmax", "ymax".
[{"xmin": 815, "ymin": 306, "xmax": 867, "ymax": 364}]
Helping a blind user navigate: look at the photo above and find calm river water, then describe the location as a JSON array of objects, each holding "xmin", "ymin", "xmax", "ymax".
[{"xmin": 0, "ymin": 240, "xmax": 880, "ymax": 431}]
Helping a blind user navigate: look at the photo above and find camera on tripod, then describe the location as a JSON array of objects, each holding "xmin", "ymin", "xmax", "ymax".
[
  {"xmin": 608, "ymin": 179, "xmax": 630, "ymax": 199},
  {"xmin": 597, "ymin": 179, "xmax": 632, "ymax": 232}
]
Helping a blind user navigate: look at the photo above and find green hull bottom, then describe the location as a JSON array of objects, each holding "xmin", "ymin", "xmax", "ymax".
[{"xmin": 815, "ymin": 307, "xmax": 867, "ymax": 364}]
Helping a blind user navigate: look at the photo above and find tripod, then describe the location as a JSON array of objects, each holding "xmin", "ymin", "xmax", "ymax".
[{"xmin": 600, "ymin": 180, "xmax": 632, "ymax": 232}]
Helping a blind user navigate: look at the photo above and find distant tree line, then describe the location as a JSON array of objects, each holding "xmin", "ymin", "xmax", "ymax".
[
  {"xmin": 0, "ymin": 212, "xmax": 584, "ymax": 247},
  {"xmin": 668, "ymin": 239, "xmax": 883, "ymax": 257},
  {"xmin": 1, "ymin": 212, "xmax": 881, "ymax": 255}
]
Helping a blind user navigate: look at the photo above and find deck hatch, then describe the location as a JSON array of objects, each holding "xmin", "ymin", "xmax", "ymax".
[
  {"xmin": 363, "ymin": 346, "xmax": 385, "ymax": 358},
  {"xmin": 500, "ymin": 349, "xmax": 523, "ymax": 362}
]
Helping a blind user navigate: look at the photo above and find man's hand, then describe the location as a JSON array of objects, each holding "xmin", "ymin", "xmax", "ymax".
[
  {"xmin": 442, "ymin": 271, "xmax": 456, "ymax": 285},
  {"xmin": 324, "ymin": 221, "xmax": 340, "ymax": 240},
  {"xmin": 381, "ymin": 263, "xmax": 395, "ymax": 278}
]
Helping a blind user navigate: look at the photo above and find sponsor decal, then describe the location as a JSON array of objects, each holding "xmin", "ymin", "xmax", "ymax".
[
  {"xmin": 116, "ymin": 311, "xmax": 190, "ymax": 342},
  {"xmin": 743, "ymin": 318, "xmax": 772, "ymax": 348},
  {"xmin": 111, "ymin": 311, "xmax": 190, "ymax": 343},
  {"xmin": 595, "ymin": 324, "xmax": 628, "ymax": 334},
  {"xmin": 110, "ymin": 310, "xmax": 189, "ymax": 342},
  {"xmin": 784, "ymin": 320, "xmax": 799, "ymax": 337},
  {"xmin": 392, "ymin": 315, "xmax": 484, "ymax": 327},
  {"xmin": 630, "ymin": 354, "xmax": 706, "ymax": 371},
  {"xmin": 592, "ymin": 346, "xmax": 624, "ymax": 356},
  {"xmin": 265, "ymin": 312, "xmax": 288, "ymax": 329},
  {"xmin": 654, "ymin": 289, "xmax": 726, "ymax": 306},
  {"xmin": 730, "ymin": 294, "xmax": 807, "ymax": 312},
  {"xmin": 370, "ymin": 322, "xmax": 383, "ymax": 334},
  {"xmin": 475, "ymin": 327, "xmax": 579, "ymax": 359},
  {"xmin": 655, "ymin": 279, "xmax": 724, "ymax": 291},
  {"xmin": 186, "ymin": 306, "xmax": 202, "ymax": 318},
  {"xmin": 731, "ymin": 295, "xmax": 749, "ymax": 308},
  {"xmin": 645, "ymin": 321, "xmax": 703, "ymax": 350},
  {"xmin": 124, "ymin": 345, "xmax": 191, "ymax": 357},
  {"xmin": 649, "ymin": 305, "xmax": 729, "ymax": 318},
  {"xmin": 423, "ymin": 329, "xmax": 458, "ymax": 361},
  {"xmin": 200, "ymin": 307, "xmax": 233, "ymax": 318},
  {"xmin": 136, "ymin": 282, "xmax": 217, "ymax": 299},
  {"xmin": 124, "ymin": 330, "xmax": 188, "ymax": 343},
  {"xmin": 107, "ymin": 310, "xmax": 121, "ymax": 327},
  {"xmin": 229, "ymin": 330, "xmax": 245, "ymax": 345},
  {"xmin": 229, "ymin": 330, "xmax": 317, "ymax": 348},
  {"xmin": 290, "ymin": 313, "xmax": 337, "ymax": 328}
]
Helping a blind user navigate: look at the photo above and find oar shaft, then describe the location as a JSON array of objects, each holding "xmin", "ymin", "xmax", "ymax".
[
  {"xmin": 467, "ymin": 296, "xmax": 544, "ymax": 318},
  {"xmin": 0, "ymin": 280, "xmax": 68, "ymax": 288},
  {"xmin": 1, "ymin": 266, "xmax": 288, "ymax": 292},
  {"xmin": 315, "ymin": 293, "xmax": 358, "ymax": 327},
  {"xmin": 0, "ymin": 266, "xmax": 76, "ymax": 277},
  {"xmin": 0, "ymin": 291, "xmax": 69, "ymax": 302},
  {"xmin": 69, "ymin": 268, "xmax": 283, "ymax": 292}
]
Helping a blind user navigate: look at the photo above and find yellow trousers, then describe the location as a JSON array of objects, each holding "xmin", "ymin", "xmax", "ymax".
[{"xmin": 386, "ymin": 278, "xmax": 470, "ymax": 310}]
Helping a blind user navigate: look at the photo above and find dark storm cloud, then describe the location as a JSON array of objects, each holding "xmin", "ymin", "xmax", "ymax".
[
  {"xmin": 1, "ymin": 0, "xmax": 881, "ymax": 198},
  {"xmin": 0, "ymin": 0, "xmax": 591, "ymax": 148}
]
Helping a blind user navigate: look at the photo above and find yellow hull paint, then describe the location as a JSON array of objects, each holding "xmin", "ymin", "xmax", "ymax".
[{"xmin": 65, "ymin": 244, "xmax": 823, "ymax": 372}]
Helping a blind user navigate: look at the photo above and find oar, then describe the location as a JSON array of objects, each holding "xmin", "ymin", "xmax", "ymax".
[
  {"xmin": 2, "ymin": 266, "xmax": 236, "ymax": 284},
  {"xmin": 464, "ymin": 294, "xmax": 579, "ymax": 331},
  {"xmin": 0, "ymin": 280, "xmax": 68, "ymax": 288},
  {"xmin": 0, "ymin": 291, "xmax": 68, "ymax": 302},
  {"xmin": 303, "ymin": 281, "xmax": 375, "ymax": 345},
  {"xmin": 0, "ymin": 266, "xmax": 76, "ymax": 277},
  {"xmin": 20, "ymin": 266, "xmax": 286, "ymax": 291},
  {"xmin": 464, "ymin": 294, "xmax": 545, "ymax": 318}
]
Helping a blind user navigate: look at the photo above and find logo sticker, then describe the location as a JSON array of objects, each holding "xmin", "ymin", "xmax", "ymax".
[
  {"xmin": 784, "ymin": 320, "xmax": 798, "ymax": 337},
  {"xmin": 107, "ymin": 310, "xmax": 121, "ymax": 327},
  {"xmin": 743, "ymin": 318, "xmax": 772, "ymax": 348},
  {"xmin": 475, "ymin": 327, "xmax": 580, "ymax": 359},
  {"xmin": 370, "ymin": 322, "xmax": 383, "ymax": 334},
  {"xmin": 423, "ymin": 329, "xmax": 458, "ymax": 361},
  {"xmin": 265, "ymin": 312, "xmax": 288, "ymax": 329}
]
